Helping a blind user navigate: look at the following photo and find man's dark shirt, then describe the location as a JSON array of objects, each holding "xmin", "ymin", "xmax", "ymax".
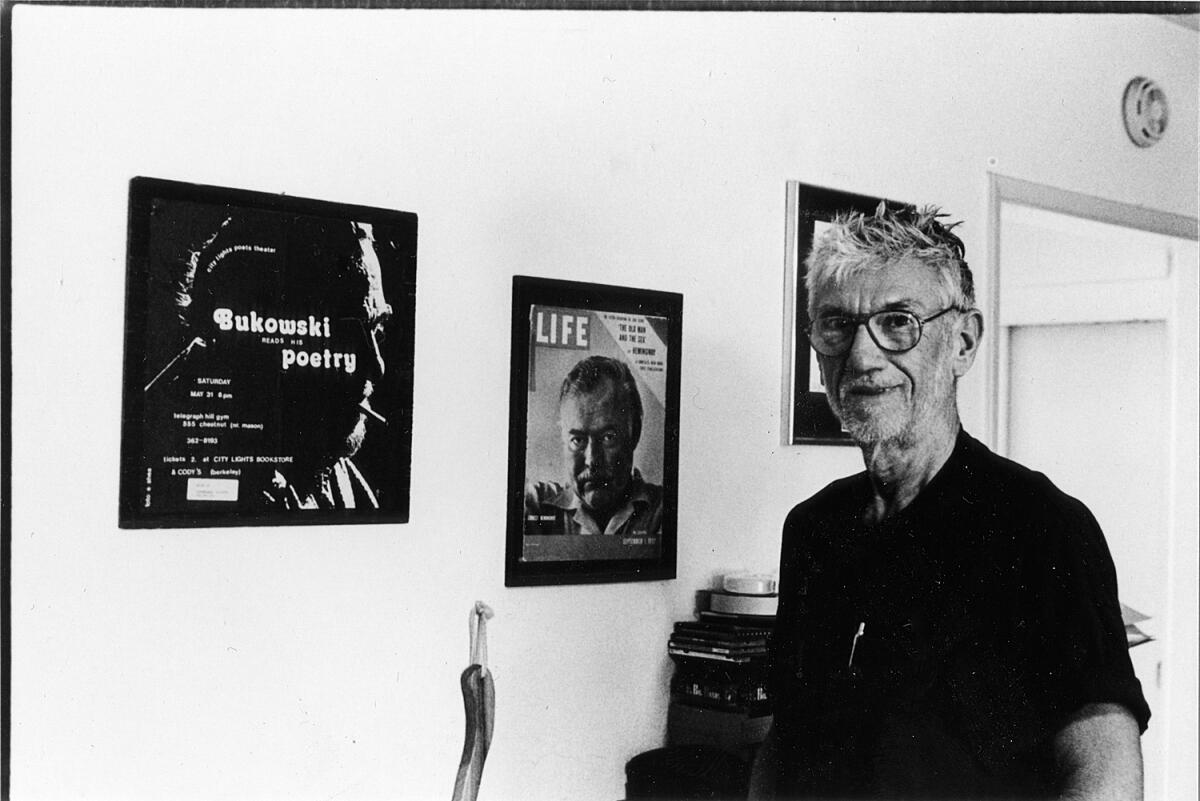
[{"xmin": 768, "ymin": 429, "xmax": 1149, "ymax": 799}]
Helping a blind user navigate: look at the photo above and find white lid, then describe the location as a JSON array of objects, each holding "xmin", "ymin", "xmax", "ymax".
[{"xmin": 722, "ymin": 572, "xmax": 778, "ymax": 596}]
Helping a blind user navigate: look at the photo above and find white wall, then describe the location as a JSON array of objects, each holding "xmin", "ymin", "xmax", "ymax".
[{"xmin": 8, "ymin": 8, "xmax": 1197, "ymax": 801}]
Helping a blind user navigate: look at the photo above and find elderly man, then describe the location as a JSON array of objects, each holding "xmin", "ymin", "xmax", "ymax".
[
  {"xmin": 750, "ymin": 204, "xmax": 1148, "ymax": 799},
  {"xmin": 524, "ymin": 355, "xmax": 664, "ymax": 537}
]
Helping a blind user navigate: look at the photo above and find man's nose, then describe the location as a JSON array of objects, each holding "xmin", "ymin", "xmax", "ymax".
[
  {"xmin": 843, "ymin": 321, "xmax": 888, "ymax": 371},
  {"xmin": 583, "ymin": 438, "xmax": 605, "ymax": 468}
]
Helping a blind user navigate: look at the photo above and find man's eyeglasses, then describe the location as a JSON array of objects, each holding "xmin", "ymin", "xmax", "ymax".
[{"xmin": 807, "ymin": 307, "xmax": 963, "ymax": 357}]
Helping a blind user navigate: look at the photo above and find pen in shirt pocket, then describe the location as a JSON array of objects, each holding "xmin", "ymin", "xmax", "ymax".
[{"xmin": 847, "ymin": 621, "xmax": 866, "ymax": 669}]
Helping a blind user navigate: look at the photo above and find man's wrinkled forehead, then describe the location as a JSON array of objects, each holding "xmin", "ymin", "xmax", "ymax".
[{"xmin": 810, "ymin": 256, "xmax": 951, "ymax": 313}]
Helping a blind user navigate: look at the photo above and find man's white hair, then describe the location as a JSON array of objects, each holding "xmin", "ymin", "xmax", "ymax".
[{"xmin": 805, "ymin": 202, "xmax": 975, "ymax": 314}]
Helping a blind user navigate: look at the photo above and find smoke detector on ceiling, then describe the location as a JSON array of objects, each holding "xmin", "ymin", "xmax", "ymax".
[{"xmin": 1123, "ymin": 77, "xmax": 1169, "ymax": 148}]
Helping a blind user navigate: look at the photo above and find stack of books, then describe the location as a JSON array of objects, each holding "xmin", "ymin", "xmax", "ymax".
[
  {"xmin": 668, "ymin": 612, "xmax": 774, "ymax": 713},
  {"xmin": 669, "ymin": 614, "xmax": 771, "ymax": 664},
  {"xmin": 667, "ymin": 575, "xmax": 778, "ymax": 716}
]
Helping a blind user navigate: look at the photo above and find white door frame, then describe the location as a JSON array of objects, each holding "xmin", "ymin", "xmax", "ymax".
[{"xmin": 985, "ymin": 173, "xmax": 1198, "ymax": 800}]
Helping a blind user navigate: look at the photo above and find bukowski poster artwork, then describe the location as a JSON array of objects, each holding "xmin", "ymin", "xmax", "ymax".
[
  {"xmin": 506, "ymin": 277, "xmax": 681, "ymax": 586},
  {"xmin": 119, "ymin": 178, "xmax": 417, "ymax": 528}
]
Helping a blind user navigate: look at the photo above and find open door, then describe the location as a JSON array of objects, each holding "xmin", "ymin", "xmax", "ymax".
[{"xmin": 989, "ymin": 176, "xmax": 1198, "ymax": 801}]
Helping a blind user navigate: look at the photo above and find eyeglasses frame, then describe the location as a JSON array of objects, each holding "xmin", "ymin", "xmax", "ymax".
[{"xmin": 806, "ymin": 305, "xmax": 966, "ymax": 357}]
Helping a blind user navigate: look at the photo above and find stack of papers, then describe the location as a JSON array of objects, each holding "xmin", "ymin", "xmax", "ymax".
[{"xmin": 1120, "ymin": 602, "xmax": 1154, "ymax": 648}]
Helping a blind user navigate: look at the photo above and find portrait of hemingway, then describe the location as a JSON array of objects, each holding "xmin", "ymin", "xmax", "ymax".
[
  {"xmin": 524, "ymin": 355, "xmax": 665, "ymax": 539},
  {"xmin": 516, "ymin": 300, "xmax": 673, "ymax": 564}
]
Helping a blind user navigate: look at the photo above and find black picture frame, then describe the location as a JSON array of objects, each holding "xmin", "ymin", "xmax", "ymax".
[
  {"xmin": 119, "ymin": 177, "xmax": 417, "ymax": 528},
  {"xmin": 784, "ymin": 181, "xmax": 909, "ymax": 445},
  {"xmin": 505, "ymin": 276, "xmax": 682, "ymax": 586}
]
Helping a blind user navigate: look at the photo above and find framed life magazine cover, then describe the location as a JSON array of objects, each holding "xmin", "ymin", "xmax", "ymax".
[
  {"xmin": 119, "ymin": 177, "xmax": 418, "ymax": 528},
  {"xmin": 505, "ymin": 277, "xmax": 682, "ymax": 586},
  {"xmin": 783, "ymin": 181, "xmax": 909, "ymax": 445}
]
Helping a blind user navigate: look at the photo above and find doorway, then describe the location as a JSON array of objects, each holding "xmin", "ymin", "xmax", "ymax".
[{"xmin": 988, "ymin": 175, "xmax": 1198, "ymax": 801}]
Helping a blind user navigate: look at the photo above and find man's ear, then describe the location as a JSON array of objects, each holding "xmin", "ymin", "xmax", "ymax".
[{"xmin": 952, "ymin": 308, "xmax": 984, "ymax": 378}]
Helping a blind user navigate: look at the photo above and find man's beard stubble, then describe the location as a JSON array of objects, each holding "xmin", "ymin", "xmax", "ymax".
[
  {"xmin": 829, "ymin": 369, "xmax": 957, "ymax": 451},
  {"xmin": 291, "ymin": 379, "xmax": 374, "ymax": 479}
]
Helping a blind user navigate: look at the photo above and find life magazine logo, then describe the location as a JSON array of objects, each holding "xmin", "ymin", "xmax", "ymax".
[
  {"xmin": 529, "ymin": 306, "xmax": 668, "ymax": 405},
  {"xmin": 531, "ymin": 307, "xmax": 592, "ymax": 350}
]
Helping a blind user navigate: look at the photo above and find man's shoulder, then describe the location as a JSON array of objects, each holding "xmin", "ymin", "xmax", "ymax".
[
  {"xmin": 942, "ymin": 433, "xmax": 1109, "ymax": 576},
  {"xmin": 632, "ymin": 472, "xmax": 665, "ymax": 505},
  {"xmin": 954, "ymin": 431, "xmax": 1092, "ymax": 521},
  {"xmin": 784, "ymin": 472, "xmax": 866, "ymax": 531}
]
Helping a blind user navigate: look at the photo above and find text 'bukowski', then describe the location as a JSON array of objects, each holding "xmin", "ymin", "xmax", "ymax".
[{"xmin": 212, "ymin": 308, "xmax": 358, "ymax": 374}]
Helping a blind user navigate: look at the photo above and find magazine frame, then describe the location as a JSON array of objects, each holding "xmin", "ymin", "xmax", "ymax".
[{"xmin": 505, "ymin": 276, "xmax": 682, "ymax": 586}]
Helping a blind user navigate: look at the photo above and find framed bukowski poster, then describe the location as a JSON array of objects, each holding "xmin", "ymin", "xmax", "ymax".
[
  {"xmin": 119, "ymin": 177, "xmax": 417, "ymax": 528},
  {"xmin": 505, "ymin": 277, "xmax": 682, "ymax": 586},
  {"xmin": 783, "ymin": 181, "xmax": 909, "ymax": 444}
]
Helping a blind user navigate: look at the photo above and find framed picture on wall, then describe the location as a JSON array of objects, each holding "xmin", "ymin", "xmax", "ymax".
[
  {"xmin": 783, "ymin": 181, "xmax": 910, "ymax": 445},
  {"xmin": 118, "ymin": 177, "xmax": 418, "ymax": 528},
  {"xmin": 505, "ymin": 276, "xmax": 682, "ymax": 586}
]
